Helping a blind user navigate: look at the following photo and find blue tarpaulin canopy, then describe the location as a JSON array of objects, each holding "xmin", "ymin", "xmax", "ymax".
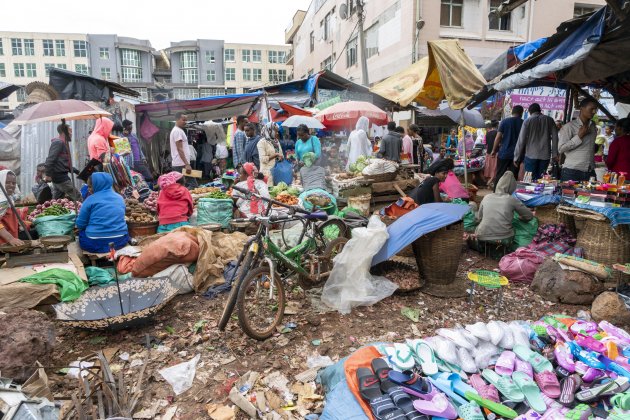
[{"xmin": 371, "ymin": 203, "xmax": 470, "ymax": 266}]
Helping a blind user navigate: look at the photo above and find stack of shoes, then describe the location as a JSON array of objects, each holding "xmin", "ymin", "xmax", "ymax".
[{"xmin": 353, "ymin": 316, "xmax": 630, "ymax": 419}]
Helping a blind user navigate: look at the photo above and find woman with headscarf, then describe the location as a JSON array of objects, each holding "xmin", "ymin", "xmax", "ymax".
[
  {"xmin": 0, "ymin": 169, "xmax": 28, "ymax": 246},
  {"xmin": 156, "ymin": 171, "xmax": 193, "ymax": 233},
  {"xmin": 408, "ymin": 159, "xmax": 453, "ymax": 206},
  {"xmin": 295, "ymin": 124, "xmax": 322, "ymax": 163},
  {"xmin": 458, "ymin": 132, "xmax": 475, "ymax": 158},
  {"xmin": 257, "ymin": 122, "xmax": 283, "ymax": 186},
  {"xmin": 87, "ymin": 117, "xmax": 114, "ymax": 164},
  {"xmin": 346, "ymin": 116, "xmax": 372, "ymax": 170},
  {"xmin": 232, "ymin": 162, "xmax": 270, "ymax": 218}
]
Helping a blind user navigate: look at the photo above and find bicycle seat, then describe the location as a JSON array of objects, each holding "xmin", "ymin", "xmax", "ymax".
[{"xmin": 303, "ymin": 211, "xmax": 328, "ymax": 221}]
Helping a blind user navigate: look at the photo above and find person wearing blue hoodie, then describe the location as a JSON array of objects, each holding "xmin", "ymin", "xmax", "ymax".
[{"xmin": 76, "ymin": 172, "xmax": 128, "ymax": 253}]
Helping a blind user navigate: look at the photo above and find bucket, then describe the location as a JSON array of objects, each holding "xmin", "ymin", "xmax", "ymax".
[
  {"xmin": 347, "ymin": 194, "xmax": 372, "ymax": 217},
  {"xmin": 127, "ymin": 221, "xmax": 158, "ymax": 238}
]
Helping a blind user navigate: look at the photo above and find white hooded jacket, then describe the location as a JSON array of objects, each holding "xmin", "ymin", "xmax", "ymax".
[{"xmin": 346, "ymin": 116, "xmax": 372, "ymax": 170}]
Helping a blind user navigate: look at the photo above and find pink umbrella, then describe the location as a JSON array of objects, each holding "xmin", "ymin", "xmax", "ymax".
[
  {"xmin": 315, "ymin": 100, "xmax": 388, "ymax": 130},
  {"xmin": 12, "ymin": 99, "xmax": 111, "ymax": 125}
]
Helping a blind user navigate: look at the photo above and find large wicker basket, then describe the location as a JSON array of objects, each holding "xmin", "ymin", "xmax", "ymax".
[
  {"xmin": 363, "ymin": 171, "xmax": 398, "ymax": 183},
  {"xmin": 413, "ymin": 221, "xmax": 464, "ymax": 285},
  {"xmin": 534, "ymin": 204, "xmax": 560, "ymax": 226}
]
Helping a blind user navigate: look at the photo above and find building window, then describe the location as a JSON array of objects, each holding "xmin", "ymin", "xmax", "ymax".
[
  {"xmin": 16, "ymin": 88, "xmax": 27, "ymax": 102},
  {"xmin": 134, "ymin": 87, "xmax": 148, "ymax": 102},
  {"xmin": 253, "ymin": 68, "xmax": 262, "ymax": 81},
  {"xmin": 243, "ymin": 68, "xmax": 252, "ymax": 81},
  {"xmin": 224, "ymin": 48, "xmax": 235, "ymax": 62},
  {"xmin": 321, "ymin": 56, "xmax": 333, "ymax": 71},
  {"xmin": 489, "ymin": 0, "xmax": 511, "ymax": 30},
  {"xmin": 13, "ymin": 63, "xmax": 25, "ymax": 77},
  {"xmin": 0, "ymin": 64, "xmax": 5, "ymax": 77},
  {"xmin": 174, "ymin": 88, "xmax": 199, "ymax": 100},
  {"xmin": 121, "ymin": 48, "xmax": 143, "ymax": 83},
  {"xmin": 205, "ymin": 50, "xmax": 215, "ymax": 64},
  {"xmin": 179, "ymin": 51, "xmax": 198, "ymax": 84},
  {"xmin": 24, "ymin": 39, "xmax": 35, "ymax": 56},
  {"xmin": 43, "ymin": 39, "xmax": 55, "ymax": 56},
  {"xmin": 346, "ymin": 37, "xmax": 358, "ymax": 67},
  {"xmin": 321, "ymin": 8, "xmax": 335, "ymax": 41},
  {"xmin": 44, "ymin": 63, "xmax": 55, "ymax": 75},
  {"xmin": 200, "ymin": 88, "xmax": 225, "ymax": 96},
  {"xmin": 268, "ymin": 69, "xmax": 287, "ymax": 82},
  {"xmin": 56, "ymin": 63, "xmax": 67, "ymax": 70},
  {"xmin": 206, "ymin": 69, "xmax": 216, "ymax": 82},
  {"xmin": 574, "ymin": 4, "xmax": 598, "ymax": 17},
  {"xmin": 310, "ymin": 31, "xmax": 315, "ymax": 52},
  {"xmin": 365, "ymin": 24, "xmax": 379, "ymax": 58},
  {"xmin": 75, "ymin": 64, "xmax": 89, "ymax": 75},
  {"xmin": 226, "ymin": 88, "xmax": 236, "ymax": 95},
  {"xmin": 55, "ymin": 40, "xmax": 65, "ymax": 56},
  {"xmin": 73, "ymin": 40, "xmax": 88, "ymax": 57},
  {"xmin": 26, "ymin": 63, "xmax": 37, "ymax": 77},
  {"xmin": 252, "ymin": 49, "xmax": 261, "ymax": 63},
  {"xmin": 11, "ymin": 38, "xmax": 23, "ymax": 55},
  {"xmin": 99, "ymin": 47, "xmax": 110, "ymax": 59},
  {"xmin": 0, "ymin": 40, "xmax": 3, "ymax": 55},
  {"xmin": 101, "ymin": 67, "xmax": 111, "ymax": 80},
  {"xmin": 440, "ymin": 0, "xmax": 463, "ymax": 27},
  {"xmin": 278, "ymin": 51, "xmax": 286, "ymax": 64},
  {"xmin": 242, "ymin": 49, "xmax": 251, "ymax": 62},
  {"xmin": 268, "ymin": 50, "xmax": 278, "ymax": 63},
  {"xmin": 225, "ymin": 67, "xmax": 235, "ymax": 81}
]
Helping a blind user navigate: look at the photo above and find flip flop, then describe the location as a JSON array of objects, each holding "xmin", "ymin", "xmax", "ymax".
[
  {"xmin": 558, "ymin": 374, "xmax": 582, "ymax": 406},
  {"xmin": 533, "ymin": 371, "xmax": 560, "ymax": 398},
  {"xmin": 386, "ymin": 386, "xmax": 428, "ymax": 420},
  {"xmin": 372, "ymin": 358, "xmax": 397, "ymax": 393},
  {"xmin": 611, "ymin": 391, "xmax": 630, "ymax": 410},
  {"xmin": 387, "ymin": 370, "xmax": 435, "ymax": 399},
  {"xmin": 412, "ymin": 393, "xmax": 457, "ymax": 419},
  {"xmin": 384, "ymin": 343, "xmax": 416, "ymax": 371},
  {"xmin": 512, "ymin": 371, "xmax": 546, "ymax": 414},
  {"xmin": 469, "ymin": 373, "xmax": 500, "ymax": 402},
  {"xmin": 598, "ymin": 354, "xmax": 630, "ymax": 379},
  {"xmin": 575, "ymin": 335, "xmax": 606, "ymax": 354},
  {"xmin": 514, "ymin": 358, "xmax": 533, "ymax": 378},
  {"xmin": 570, "ymin": 320, "xmax": 598, "ymax": 336},
  {"xmin": 599, "ymin": 377, "xmax": 630, "ymax": 396},
  {"xmin": 553, "ymin": 343, "xmax": 576, "ymax": 373},
  {"xmin": 495, "ymin": 351, "xmax": 516, "ymax": 376},
  {"xmin": 575, "ymin": 349, "xmax": 605, "ymax": 370},
  {"xmin": 368, "ymin": 395, "xmax": 409, "ymax": 420},
  {"xmin": 464, "ymin": 391, "xmax": 518, "ymax": 419},
  {"xmin": 575, "ymin": 379, "xmax": 616, "ymax": 403},
  {"xmin": 429, "ymin": 372, "xmax": 476, "ymax": 406},
  {"xmin": 481, "ymin": 368, "xmax": 524, "ymax": 402},
  {"xmin": 564, "ymin": 403, "xmax": 592, "ymax": 420},
  {"xmin": 406, "ymin": 339, "xmax": 438, "ymax": 376},
  {"xmin": 555, "ymin": 366, "xmax": 572, "ymax": 379},
  {"xmin": 457, "ymin": 401, "xmax": 484, "ymax": 420},
  {"xmin": 513, "ymin": 345, "xmax": 553, "ymax": 373},
  {"xmin": 581, "ymin": 366, "xmax": 605, "ymax": 383},
  {"xmin": 607, "ymin": 341, "xmax": 620, "ymax": 359},
  {"xmin": 599, "ymin": 320, "xmax": 630, "ymax": 346},
  {"xmin": 358, "ymin": 368, "xmax": 408, "ymax": 420}
]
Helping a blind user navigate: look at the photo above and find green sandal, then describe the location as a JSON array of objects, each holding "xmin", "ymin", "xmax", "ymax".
[
  {"xmin": 513, "ymin": 344, "xmax": 554, "ymax": 373},
  {"xmin": 565, "ymin": 403, "xmax": 592, "ymax": 420},
  {"xmin": 457, "ymin": 401, "xmax": 484, "ymax": 420},
  {"xmin": 481, "ymin": 369, "xmax": 524, "ymax": 402},
  {"xmin": 463, "ymin": 391, "xmax": 517, "ymax": 419},
  {"xmin": 611, "ymin": 392, "xmax": 630, "ymax": 410}
]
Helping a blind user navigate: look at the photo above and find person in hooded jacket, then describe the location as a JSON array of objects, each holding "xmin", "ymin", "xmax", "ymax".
[
  {"xmin": 76, "ymin": 172, "xmax": 128, "ymax": 253},
  {"xmin": 156, "ymin": 171, "xmax": 193, "ymax": 233},
  {"xmin": 88, "ymin": 117, "xmax": 114, "ymax": 164},
  {"xmin": 346, "ymin": 116, "xmax": 372, "ymax": 170}
]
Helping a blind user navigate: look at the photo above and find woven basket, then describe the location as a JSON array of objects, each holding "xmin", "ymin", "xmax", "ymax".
[
  {"xmin": 363, "ymin": 171, "xmax": 398, "ymax": 183},
  {"xmin": 576, "ymin": 218, "xmax": 630, "ymax": 268},
  {"xmin": 381, "ymin": 215, "xmax": 414, "ymax": 257},
  {"xmin": 413, "ymin": 221, "xmax": 464, "ymax": 285},
  {"xmin": 534, "ymin": 204, "xmax": 560, "ymax": 226}
]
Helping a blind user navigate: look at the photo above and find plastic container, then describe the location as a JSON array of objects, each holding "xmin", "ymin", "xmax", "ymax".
[{"xmin": 347, "ymin": 194, "xmax": 372, "ymax": 217}]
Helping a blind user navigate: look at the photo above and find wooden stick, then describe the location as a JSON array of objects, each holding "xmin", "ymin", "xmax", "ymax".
[{"xmin": 393, "ymin": 183, "xmax": 406, "ymax": 197}]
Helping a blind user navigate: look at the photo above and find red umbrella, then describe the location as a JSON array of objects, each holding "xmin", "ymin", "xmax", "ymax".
[{"xmin": 315, "ymin": 100, "xmax": 388, "ymax": 129}]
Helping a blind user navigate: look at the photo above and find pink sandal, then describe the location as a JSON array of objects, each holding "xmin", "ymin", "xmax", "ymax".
[
  {"xmin": 515, "ymin": 358, "xmax": 534, "ymax": 378},
  {"xmin": 495, "ymin": 351, "xmax": 516, "ymax": 376},
  {"xmin": 469, "ymin": 373, "xmax": 500, "ymax": 403},
  {"xmin": 534, "ymin": 371, "xmax": 561, "ymax": 398},
  {"xmin": 554, "ymin": 343, "xmax": 576, "ymax": 373}
]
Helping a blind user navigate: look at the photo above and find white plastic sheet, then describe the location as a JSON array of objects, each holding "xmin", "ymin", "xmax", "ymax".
[{"xmin": 321, "ymin": 216, "xmax": 398, "ymax": 314}]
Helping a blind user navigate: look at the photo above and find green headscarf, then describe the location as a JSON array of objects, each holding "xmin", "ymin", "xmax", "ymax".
[{"xmin": 303, "ymin": 151, "xmax": 316, "ymax": 167}]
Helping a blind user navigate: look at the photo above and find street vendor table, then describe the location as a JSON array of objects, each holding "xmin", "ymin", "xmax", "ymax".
[
  {"xmin": 562, "ymin": 199, "xmax": 630, "ymax": 228},
  {"xmin": 514, "ymin": 192, "xmax": 562, "ymax": 207},
  {"xmin": 453, "ymin": 155, "xmax": 485, "ymax": 177}
]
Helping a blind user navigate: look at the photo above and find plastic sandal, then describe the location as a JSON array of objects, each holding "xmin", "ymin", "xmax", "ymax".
[
  {"xmin": 564, "ymin": 403, "xmax": 592, "ymax": 420},
  {"xmin": 514, "ymin": 358, "xmax": 533, "ymax": 378},
  {"xmin": 514, "ymin": 409, "xmax": 543, "ymax": 420},
  {"xmin": 599, "ymin": 321, "xmax": 630, "ymax": 346},
  {"xmin": 457, "ymin": 401, "xmax": 484, "ymax": 420},
  {"xmin": 429, "ymin": 372, "xmax": 477, "ymax": 406},
  {"xmin": 607, "ymin": 341, "xmax": 620, "ymax": 360},
  {"xmin": 570, "ymin": 320, "xmax": 598, "ymax": 336},
  {"xmin": 600, "ymin": 377, "xmax": 630, "ymax": 397},
  {"xmin": 513, "ymin": 344, "xmax": 553, "ymax": 373},
  {"xmin": 428, "ymin": 377, "xmax": 467, "ymax": 407},
  {"xmin": 437, "ymin": 328, "xmax": 475, "ymax": 351},
  {"xmin": 412, "ymin": 393, "xmax": 458, "ymax": 419},
  {"xmin": 558, "ymin": 374, "xmax": 582, "ymax": 406},
  {"xmin": 406, "ymin": 339, "xmax": 438, "ymax": 376},
  {"xmin": 575, "ymin": 379, "xmax": 616, "ymax": 403},
  {"xmin": 512, "ymin": 371, "xmax": 547, "ymax": 414},
  {"xmin": 575, "ymin": 335, "xmax": 606, "ymax": 354},
  {"xmin": 611, "ymin": 391, "xmax": 630, "ymax": 410},
  {"xmin": 358, "ymin": 367, "xmax": 383, "ymax": 400},
  {"xmin": 553, "ymin": 343, "xmax": 576, "ymax": 373},
  {"xmin": 533, "ymin": 371, "xmax": 561, "ymax": 398},
  {"xmin": 457, "ymin": 347, "xmax": 477, "ymax": 373},
  {"xmin": 368, "ymin": 394, "xmax": 409, "ymax": 420},
  {"xmin": 384, "ymin": 343, "xmax": 416, "ymax": 371},
  {"xmin": 469, "ymin": 373, "xmax": 500, "ymax": 402},
  {"xmin": 463, "ymin": 391, "xmax": 518, "ymax": 419},
  {"xmin": 481, "ymin": 368, "xmax": 524, "ymax": 402},
  {"xmin": 387, "ymin": 387, "xmax": 428, "ymax": 420},
  {"xmin": 387, "ymin": 370, "xmax": 436, "ymax": 399},
  {"xmin": 575, "ymin": 349, "xmax": 605, "ymax": 370},
  {"xmin": 495, "ymin": 350, "xmax": 516, "ymax": 376},
  {"xmin": 372, "ymin": 358, "xmax": 397, "ymax": 393},
  {"xmin": 598, "ymin": 354, "xmax": 630, "ymax": 379}
]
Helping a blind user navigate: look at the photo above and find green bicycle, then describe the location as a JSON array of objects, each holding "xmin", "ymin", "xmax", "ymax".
[{"xmin": 217, "ymin": 185, "xmax": 348, "ymax": 340}]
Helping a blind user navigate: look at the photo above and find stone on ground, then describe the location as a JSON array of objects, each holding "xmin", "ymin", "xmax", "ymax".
[
  {"xmin": 531, "ymin": 258, "xmax": 604, "ymax": 305},
  {"xmin": 591, "ymin": 291, "xmax": 630, "ymax": 326}
]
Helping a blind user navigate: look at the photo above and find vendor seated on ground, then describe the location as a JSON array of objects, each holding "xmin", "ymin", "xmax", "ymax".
[
  {"xmin": 474, "ymin": 171, "xmax": 533, "ymax": 244},
  {"xmin": 0, "ymin": 169, "xmax": 32, "ymax": 246},
  {"xmin": 76, "ymin": 173, "xmax": 128, "ymax": 253},
  {"xmin": 232, "ymin": 162, "xmax": 270, "ymax": 218},
  {"xmin": 157, "ymin": 171, "xmax": 193, "ymax": 233},
  {"xmin": 408, "ymin": 159, "xmax": 453, "ymax": 205},
  {"xmin": 300, "ymin": 152, "xmax": 327, "ymax": 192}
]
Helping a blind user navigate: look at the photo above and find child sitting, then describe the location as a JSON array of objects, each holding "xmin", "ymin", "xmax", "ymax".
[{"xmin": 157, "ymin": 171, "xmax": 193, "ymax": 233}]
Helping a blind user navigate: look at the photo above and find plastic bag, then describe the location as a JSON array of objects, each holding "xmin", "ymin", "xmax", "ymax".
[
  {"xmin": 272, "ymin": 159, "xmax": 294, "ymax": 186},
  {"xmin": 196, "ymin": 198, "xmax": 233, "ymax": 228},
  {"xmin": 512, "ymin": 213, "xmax": 538, "ymax": 250},
  {"xmin": 158, "ymin": 354, "xmax": 200, "ymax": 395},
  {"xmin": 321, "ymin": 215, "xmax": 398, "ymax": 314},
  {"xmin": 19, "ymin": 268, "xmax": 88, "ymax": 301},
  {"xmin": 33, "ymin": 212, "xmax": 76, "ymax": 237},
  {"xmin": 499, "ymin": 247, "xmax": 545, "ymax": 284},
  {"xmin": 85, "ymin": 266, "xmax": 114, "ymax": 286}
]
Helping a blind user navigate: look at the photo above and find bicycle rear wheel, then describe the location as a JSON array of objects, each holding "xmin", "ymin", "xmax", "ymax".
[
  {"xmin": 237, "ymin": 266, "xmax": 285, "ymax": 340},
  {"xmin": 318, "ymin": 218, "xmax": 349, "ymax": 242},
  {"xmin": 217, "ymin": 250, "xmax": 253, "ymax": 331}
]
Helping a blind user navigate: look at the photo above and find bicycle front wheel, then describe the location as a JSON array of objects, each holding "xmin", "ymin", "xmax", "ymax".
[{"xmin": 237, "ymin": 266, "xmax": 285, "ymax": 340}]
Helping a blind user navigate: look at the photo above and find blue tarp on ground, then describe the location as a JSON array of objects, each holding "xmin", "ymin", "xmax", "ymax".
[{"xmin": 371, "ymin": 203, "xmax": 469, "ymax": 266}]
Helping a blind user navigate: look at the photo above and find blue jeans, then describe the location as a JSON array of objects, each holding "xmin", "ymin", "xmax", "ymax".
[
  {"xmin": 561, "ymin": 167, "xmax": 594, "ymax": 182},
  {"xmin": 78, "ymin": 230, "xmax": 129, "ymax": 253},
  {"xmin": 524, "ymin": 157, "xmax": 550, "ymax": 181}
]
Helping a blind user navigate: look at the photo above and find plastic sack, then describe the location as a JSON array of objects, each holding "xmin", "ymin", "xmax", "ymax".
[
  {"xmin": 499, "ymin": 247, "xmax": 545, "ymax": 284},
  {"xmin": 33, "ymin": 212, "xmax": 76, "ymax": 237},
  {"xmin": 439, "ymin": 171, "xmax": 469, "ymax": 199},
  {"xmin": 272, "ymin": 159, "xmax": 294, "ymax": 186},
  {"xmin": 362, "ymin": 158, "xmax": 397, "ymax": 176},
  {"xmin": 158, "ymin": 354, "xmax": 200, "ymax": 395},
  {"xmin": 512, "ymin": 213, "xmax": 538, "ymax": 250},
  {"xmin": 85, "ymin": 266, "xmax": 114, "ymax": 286},
  {"xmin": 196, "ymin": 198, "xmax": 233, "ymax": 228},
  {"xmin": 19, "ymin": 268, "xmax": 88, "ymax": 301},
  {"xmin": 321, "ymin": 215, "xmax": 398, "ymax": 314}
]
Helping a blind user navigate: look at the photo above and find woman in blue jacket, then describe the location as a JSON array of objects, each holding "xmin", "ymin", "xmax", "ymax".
[{"xmin": 76, "ymin": 172, "xmax": 128, "ymax": 253}]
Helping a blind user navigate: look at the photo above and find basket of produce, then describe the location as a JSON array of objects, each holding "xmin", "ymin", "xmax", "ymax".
[
  {"xmin": 274, "ymin": 192, "xmax": 299, "ymax": 207},
  {"xmin": 125, "ymin": 198, "xmax": 158, "ymax": 237},
  {"xmin": 361, "ymin": 158, "xmax": 399, "ymax": 183},
  {"xmin": 29, "ymin": 199, "xmax": 79, "ymax": 238},
  {"xmin": 142, "ymin": 191, "xmax": 158, "ymax": 213},
  {"xmin": 127, "ymin": 219, "xmax": 158, "ymax": 238},
  {"xmin": 303, "ymin": 193, "xmax": 334, "ymax": 213},
  {"xmin": 270, "ymin": 182, "xmax": 300, "ymax": 198}
]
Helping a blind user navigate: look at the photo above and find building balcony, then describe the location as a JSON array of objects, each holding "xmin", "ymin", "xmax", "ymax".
[
  {"xmin": 285, "ymin": 10, "xmax": 307, "ymax": 44},
  {"xmin": 285, "ymin": 49, "xmax": 294, "ymax": 65}
]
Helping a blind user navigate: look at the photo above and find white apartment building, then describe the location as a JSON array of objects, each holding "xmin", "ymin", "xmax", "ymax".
[
  {"xmin": 0, "ymin": 31, "xmax": 90, "ymax": 110},
  {"xmin": 223, "ymin": 43, "xmax": 293, "ymax": 93},
  {"xmin": 287, "ymin": 0, "xmax": 607, "ymax": 86}
]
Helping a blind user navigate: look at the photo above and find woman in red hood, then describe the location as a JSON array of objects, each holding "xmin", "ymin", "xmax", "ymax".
[
  {"xmin": 88, "ymin": 117, "xmax": 114, "ymax": 162},
  {"xmin": 156, "ymin": 171, "xmax": 193, "ymax": 233}
]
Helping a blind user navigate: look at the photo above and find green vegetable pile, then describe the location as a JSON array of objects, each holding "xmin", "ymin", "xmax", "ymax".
[
  {"xmin": 204, "ymin": 190, "xmax": 231, "ymax": 199},
  {"xmin": 348, "ymin": 155, "xmax": 369, "ymax": 173},
  {"xmin": 36, "ymin": 204, "xmax": 71, "ymax": 218},
  {"xmin": 270, "ymin": 182, "xmax": 299, "ymax": 198}
]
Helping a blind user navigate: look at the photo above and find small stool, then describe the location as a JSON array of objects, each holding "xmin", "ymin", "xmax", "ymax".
[
  {"xmin": 468, "ymin": 270, "xmax": 509, "ymax": 314},
  {"xmin": 481, "ymin": 240, "xmax": 510, "ymax": 260}
]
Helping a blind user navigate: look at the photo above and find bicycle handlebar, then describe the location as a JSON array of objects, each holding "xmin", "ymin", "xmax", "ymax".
[{"xmin": 232, "ymin": 185, "xmax": 310, "ymax": 215}]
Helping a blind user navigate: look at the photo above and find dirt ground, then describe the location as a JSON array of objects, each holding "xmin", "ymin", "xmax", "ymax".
[{"xmin": 47, "ymin": 247, "xmax": 590, "ymax": 419}]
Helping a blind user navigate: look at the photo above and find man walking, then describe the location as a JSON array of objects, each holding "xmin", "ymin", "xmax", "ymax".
[
  {"xmin": 378, "ymin": 121, "xmax": 402, "ymax": 162},
  {"xmin": 122, "ymin": 119, "xmax": 153, "ymax": 182},
  {"xmin": 243, "ymin": 123, "xmax": 262, "ymax": 169},
  {"xmin": 44, "ymin": 123, "xmax": 81, "ymax": 201},
  {"xmin": 491, "ymin": 105, "xmax": 524, "ymax": 189},
  {"xmin": 169, "ymin": 112, "xmax": 197, "ymax": 188},
  {"xmin": 232, "ymin": 115, "xmax": 248, "ymax": 169},
  {"xmin": 558, "ymin": 98, "xmax": 598, "ymax": 182},
  {"xmin": 513, "ymin": 103, "xmax": 558, "ymax": 180}
]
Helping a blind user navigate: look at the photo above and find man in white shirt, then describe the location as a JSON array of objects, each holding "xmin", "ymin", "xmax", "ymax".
[
  {"xmin": 169, "ymin": 112, "xmax": 197, "ymax": 187},
  {"xmin": 558, "ymin": 98, "xmax": 598, "ymax": 182}
]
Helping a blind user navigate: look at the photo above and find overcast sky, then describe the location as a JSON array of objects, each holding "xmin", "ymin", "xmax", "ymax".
[{"xmin": 4, "ymin": 0, "xmax": 312, "ymax": 49}]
